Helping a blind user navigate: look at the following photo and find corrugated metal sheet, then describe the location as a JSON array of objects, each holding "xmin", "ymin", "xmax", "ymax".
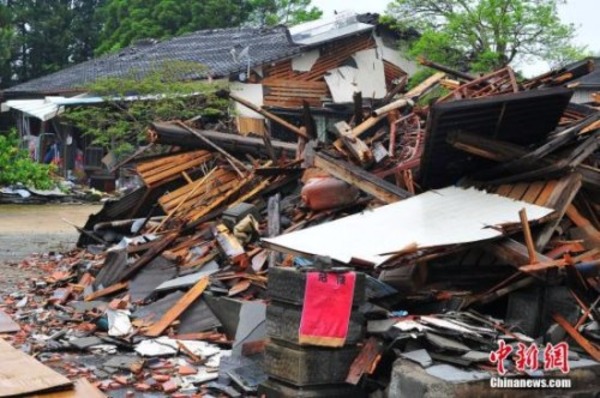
[
  {"xmin": 420, "ymin": 88, "xmax": 573, "ymax": 189},
  {"xmin": 2, "ymin": 99, "xmax": 63, "ymax": 121},
  {"xmin": 263, "ymin": 186, "xmax": 554, "ymax": 266}
]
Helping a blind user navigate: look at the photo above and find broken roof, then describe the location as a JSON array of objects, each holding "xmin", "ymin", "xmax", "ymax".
[
  {"xmin": 565, "ymin": 57, "xmax": 600, "ymax": 88},
  {"xmin": 5, "ymin": 26, "xmax": 302, "ymax": 94},
  {"xmin": 5, "ymin": 13, "xmax": 381, "ymax": 95}
]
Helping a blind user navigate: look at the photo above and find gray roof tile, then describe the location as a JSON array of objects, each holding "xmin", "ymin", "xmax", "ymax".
[{"xmin": 6, "ymin": 26, "xmax": 301, "ymax": 93}]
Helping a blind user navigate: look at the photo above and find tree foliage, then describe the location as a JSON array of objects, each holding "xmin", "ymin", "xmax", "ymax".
[
  {"xmin": 62, "ymin": 62, "xmax": 229, "ymax": 156},
  {"xmin": 249, "ymin": 0, "xmax": 323, "ymax": 27},
  {"xmin": 2, "ymin": 0, "xmax": 106, "ymax": 86},
  {"xmin": 0, "ymin": 0, "xmax": 321, "ymax": 87},
  {"xmin": 385, "ymin": 0, "xmax": 585, "ymax": 72},
  {"xmin": 95, "ymin": 0, "xmax": 254, "ymax": 55},
  {"xmin": 95, "ymin": 0, "xmax": 322, "ymax": 55}
]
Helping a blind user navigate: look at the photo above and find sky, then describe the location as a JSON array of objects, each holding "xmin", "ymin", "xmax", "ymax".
[{"xmin": 311, "ymin": 0, "xmax": 600, "ymax": 76}]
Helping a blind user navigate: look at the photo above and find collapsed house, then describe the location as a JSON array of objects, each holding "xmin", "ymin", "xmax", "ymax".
[
  {"xmin": 0, "ymin": 54, "xmax": 599, "ymax": 397},
  {"xmin": 0, "ymin": 11, "xmax": 416, "ymax": 189}
]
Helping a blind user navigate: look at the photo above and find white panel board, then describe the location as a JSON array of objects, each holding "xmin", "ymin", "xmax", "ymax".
[
  {"xmin": 292, "ymin": 49, "xmax": 320, "ymax": 72},
  {"xmin": 230, "ymin": 82, "xmax": 264, "ymax": 119},
  {"xmin": 375, "ymin": 36, "xmax": 420, "ymax": 76},
  {"xmin": 324, "ymin": 48, "xmax": 386, "ymax": 103},
  {"xmin": 263, "ymin": 187, "xmax": 554, "ymax": 266}
]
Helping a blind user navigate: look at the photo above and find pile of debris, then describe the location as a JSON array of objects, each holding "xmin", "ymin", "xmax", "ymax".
[
  {"xmin": 0, "ymin": 182, "xmax": 111, "ymax": 204},
  {"xmin": 1, "ymin": 59, "xmax": 600, "ymax": 397}
]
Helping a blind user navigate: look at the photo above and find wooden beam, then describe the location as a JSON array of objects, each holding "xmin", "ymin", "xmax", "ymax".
[
  {"xmin": 372, "ymin": 98, "xmax": 413, "ymax": 117},
  {"xmin": 566, "ymin": 204, "xmax": 600, "ymax": 247},
  {"xmin": 313, "ymin": 151, "xmax": 411, "ymax": 203},
  {"xmin": 346, "ymin": 337, "xmax": 383, "ymax": 385},
  {"xmin": 174, "ymin": 121, "xmax": 249, "ymax": 176},
  {"xmin": 302, "ymin": 100, "xmax": 316, "ymax": 140},
  {"xmin": 118, "ymin": 232, "xmax": 179, "ymax": 282},
  {"xmin": 519, "ymin": 209, "xmax": 537, "ymax": 264},
  {"xmin": 484, "ymin": 238, "xmax": 552, "ymax": 268},
  {"xmin": 418, "ymin": 58, "xmax": 475, "ymax": 81},
  {"xmin": 404, "ymin": 72, "xmax": 446, "ymax": 99},
  {"xmin": 553, "ymin": 313, "xmax": 600, "ymax": 361},
  {"xmin": 261, "ymin": 129, "xmax": 277, "ymax": 162},
  {"xmin": 349, "ymin": 114, "xmax": 386, "ymax": 139},
  {"xmin": 447, "ymin": 131, "xmax": 600, "ymax": 191},
  {"xmin": 150, "ymin": 122, "xmax": 297, "ymax": 158},
  {"xmin": 229, "ymin": 93, "xmax": 308, "ymax": 139},
  {"xmin": 145, "ymin": 277, "xmax": 209, "ymax": 337},
  {"xmin": 534, "ymin": 173, "xmax": 582, "ymax": 250},
  {"xmin": 84, "ymin": 282, "xmax": 128, "ymax": 302},
  {"xmin": 335, "ymin": 72, "xmax": 444, "ymax": 148},
  {"xmin": 353, "ymin": 91, "xmax": 364, "ymax": 125},
  {"xmin": 333, "ymin": 121, "xmax": 373, "ymax": 166}
]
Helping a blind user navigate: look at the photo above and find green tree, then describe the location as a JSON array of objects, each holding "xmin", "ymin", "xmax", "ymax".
[
  {"xmin": 385, "ymin": 0, "xmax": 585, "ymax": 73},
  {"xmin": 249, "ymin": 0, "xmax": 322, "ymax": 27},
  {"xmin": 0, "ymin": 4, "xmax": 14, "ymax": 87},
  {"xmin": 71, "ymin": 0, "xmax": 106, "ymax": 63},
  {"xmin": 10, "ymin": 0, "xmax": 74, "ymax": 82},
  {"xmin": 0, "ymin": 1, "xmax": 106, "ymax": 87},
  {"xmin": 95, "ymin": 0, "xmax": 322, "ymax": 55},
  {"xmin": 62, "ymin": 62, "xmax": 229, "ymax": 156},
  {"xmin": 95, "ymin": 0, "xmax": 253, "ymax": 55}
]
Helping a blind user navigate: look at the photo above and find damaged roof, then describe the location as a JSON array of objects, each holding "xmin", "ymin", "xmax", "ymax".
[
  {"xmin": 5, "ymin": 13, "xmax": 382, "ymax": 95},
  {"xmin": 5, "ymin": 26, "xmax": 302, "ymax": 94},
  {"xmin": 565, "ymin": 57, "xmax": 600, "ymax": 88}
]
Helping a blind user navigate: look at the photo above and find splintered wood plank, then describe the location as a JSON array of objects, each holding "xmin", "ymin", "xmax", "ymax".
[
  {"xmin": 534, "ymin": 181, "xmax": 557, "ymax": 206},
  {"xmin": 346, "ymin": 337, "xmax": 383, "ymax": 385},
  {"xmin": 136, "ymin": 150, "xmax": 209, "ymax": 173},
  {"xmin": 566, "ymin": 204, "xmax": 600, "ymax": 246},
  {"xmin": 507, "ymin": 182, "xmax": 529, "ymax": 200},
  {"xmin": 314, "ymin": 152, "xmax": 410, "ymax": 203},
  {"xmin": 145, "ymin": 277, "xmax": 209, "ymax": 337},
  {"xmin": 186, "ymin": 176, "xmax": 257, "ymax": 222},
  {"xmin": 534, "ymin": 174, "xmax": 582, "ymax": 250},
  {"xmin": 0, "ymin": 339, "xmax": 72, "ymax": 397},
  {"xmin": 495, "ymin": 184, "xmax": 513, "ymax": 197},
  {"xmin": 521, "ymin": 181, "xmax": 546, "ymax": 204},
  {"xmin": 333, "ymin": 121, "xmax": 373, "ymax": 166},
  {"xmin": 84, "ymin": 282, "xmax": 128, "ymax": 302},
  {"xmin": 553, "ymin": 313, "xmax": 600, "ymax": 361},
  {"xmin": 143, "ymin": 155, "xmax": 213, "ymax": 187}
]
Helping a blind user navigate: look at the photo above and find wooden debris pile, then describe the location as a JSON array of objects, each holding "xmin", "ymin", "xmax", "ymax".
[{"xmin": 1, "ymin": 59, "xmax": 600, "ymax": 397}]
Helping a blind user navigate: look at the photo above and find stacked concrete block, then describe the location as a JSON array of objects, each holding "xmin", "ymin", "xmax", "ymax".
[{"xmin": 258, "ymin": 266, "xmax": 367, "ymax": 397}]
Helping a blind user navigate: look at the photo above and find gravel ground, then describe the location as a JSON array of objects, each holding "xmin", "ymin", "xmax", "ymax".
[{"xmin": 0, "ymin": 204, "xmax": 101, "ymax": 294}]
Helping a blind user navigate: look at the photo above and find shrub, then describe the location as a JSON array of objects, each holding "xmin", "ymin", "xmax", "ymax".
[{"xmin": 0, "ymin": 131, "xmax": 56, "ymax": 190}]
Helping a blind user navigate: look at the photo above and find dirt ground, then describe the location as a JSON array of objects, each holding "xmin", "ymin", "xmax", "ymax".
[{"xmin": 0, "ymin": 204, "xmax": 101, "ymax": 294}]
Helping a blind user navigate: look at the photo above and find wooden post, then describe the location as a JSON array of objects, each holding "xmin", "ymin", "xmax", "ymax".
[
  {"xmin": 519, "ymin": 208, "xmax": 537, "ymax": 264},
  {"xmin": 353, "ymin": 91, "xmax": 364, "ymax": 125}
]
